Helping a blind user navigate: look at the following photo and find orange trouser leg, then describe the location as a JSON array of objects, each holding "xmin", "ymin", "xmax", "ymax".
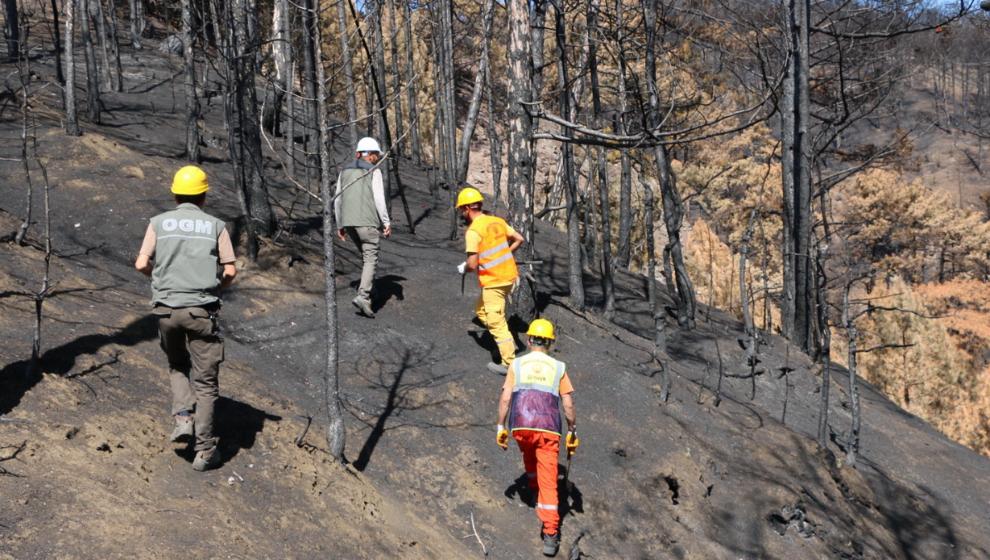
[{"xmin": 514, "ymin": 431, "xmax": 560, "ymax": 535}]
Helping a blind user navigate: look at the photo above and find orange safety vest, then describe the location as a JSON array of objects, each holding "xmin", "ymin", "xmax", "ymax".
[{"xmin": 468, "ymin": 214, "xmax": 518, "ymax": 287}]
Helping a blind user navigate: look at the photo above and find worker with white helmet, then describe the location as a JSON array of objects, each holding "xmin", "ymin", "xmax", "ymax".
[{"xmin": 334, "ymin": 137, "xmax": 392, "ymax": 318}]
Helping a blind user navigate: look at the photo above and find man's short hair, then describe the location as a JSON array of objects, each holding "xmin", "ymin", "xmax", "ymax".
[
  {"xmin": 529, "ymin": 336, "xmax": 552, "ymax": 347},
  {"xmin": 174, "ymin": 193, "xmax": 206, "ymax": 206}
]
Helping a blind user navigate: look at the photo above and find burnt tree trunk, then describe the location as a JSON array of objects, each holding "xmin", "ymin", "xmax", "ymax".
[
  {"xmin": 402, "ymin": 0, "xmax": 422, "ymax": 164},
  {"xmin": 182, "ymin": 0, "xmax": 200, "ymax": 162},
  {"xmin": 485, "ymin": 63, "xmax": 503, "ymax": 210},
  {"xmin": 90, "ymin": 0, "xmax": 112, "ymax": 91},
  {"xmin": 554, "ymin": 0, "xmax": 584, "ymax": 309},
  {"xmin": 507, "ymin": 0, "xmax": 534, "ymax": 246},
  {"xmin": 587, "ymin": 0, "xmax": 614, "ymax": 318},
  {"xmin": 842, "ymin": 283, "xmax": 861, "ymax": 467},
  {"xmin": 614, "ymin": 0, "xmax": 631, "ymax": 269},
  {"xmin": 50, "ymin": 0, "xmax": 65, "ymax": 85},
  {"xmin": 455, "ymin": 0, "xmax": 494, "ymax": 183},
  {"xmin": 369, "ymin": 0, "xmax": 388, "ymax": 141},
  {"xmin": 386, "ymin": 0, "xmax": 404, "ymax": 156},
  {"xmin": 128, "ymin": 0, "xmax": 142, "ymax": 48},
  {"xmin": 79, "ymin": 0, "xmax": 102, "ymax": 124},
  {"xmin": 105, "ymin": 0, "xmax": 123, "ymax": 92},
  {"xmin": 781, "ymin": 0, "xmax": 814, "ymax": 352},
  {"xmin": 63, "ymin": 0, "xmax": 81, "ymax": 136},
  {"xmin": 643, "ymin": 0, "xmax": 695, "ymax": 328},
  {"xmin": 312, "ymin": 3, "xmax": 345, "ymax": 462},
  {"xmin": 640, "ymin": 172, "xmax": 666, "ymax": 356},
  {"xmin": 4, "ymin": 0, "xmax": 19, "ymax": 61},
  {"xmin": 233, "ymin": 0, "xmax": 273, "ymax": 240}
]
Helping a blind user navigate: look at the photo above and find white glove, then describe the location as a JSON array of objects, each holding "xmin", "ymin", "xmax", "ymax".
[{"xmin": 457, "ymin": 262, "xmax": 467, "ymax": 275}]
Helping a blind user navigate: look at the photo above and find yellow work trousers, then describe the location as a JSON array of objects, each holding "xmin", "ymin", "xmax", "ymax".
[{"xmin": 475, "ymin": 284, "xmax": 516, "ymax": 366}]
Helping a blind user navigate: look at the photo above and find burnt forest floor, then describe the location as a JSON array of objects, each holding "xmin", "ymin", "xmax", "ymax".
[{"xmin": 1, "ymin": 28, "xmax": 989, "ymax": 560}]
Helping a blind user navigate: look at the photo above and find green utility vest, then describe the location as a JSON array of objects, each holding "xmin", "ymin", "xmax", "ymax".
[
  {"xmin": 338, "ymin": 160, "xmax": 382, "ymax": 228},
  {"xmin": 149, "ymin": 203, "xmax": 227, "ymax": 308}
]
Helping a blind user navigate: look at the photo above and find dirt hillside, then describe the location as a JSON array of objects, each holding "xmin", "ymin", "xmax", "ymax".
[{"xmin": 2, "ymin": 34, "xmax": 990, "ymax": 560}]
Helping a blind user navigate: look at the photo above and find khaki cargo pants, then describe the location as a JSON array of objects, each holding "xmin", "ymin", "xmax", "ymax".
[
  {"xmin": 345, "ymin": 226, "xmax": 380, "ymax": 302},
  {"xmin": 157, "ymin": 306, "xmax": 224, "ymax": 452}
]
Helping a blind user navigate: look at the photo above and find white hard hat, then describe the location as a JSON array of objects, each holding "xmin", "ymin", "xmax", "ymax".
[{"xmin": 356, "ymin": 137, "xmax": 381, "ymax": 153}]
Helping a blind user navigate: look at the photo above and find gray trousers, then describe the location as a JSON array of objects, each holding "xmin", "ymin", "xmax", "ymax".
[
  {"xmin": 345, "ymin": 226, "xmax": 381, "ymax": 301},
  {"xmin": 158, "ymin": 306, "xmax": 224, "ymax": 452}
]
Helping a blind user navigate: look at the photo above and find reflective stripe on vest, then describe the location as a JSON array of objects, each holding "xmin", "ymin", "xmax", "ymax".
[
  {"xmin": 508, "ymin": 352, "xmax": 565, "ymax": 436},
  {"xmin": 468, "ymin": 215, "xmax": 518, "ymax": 287}
]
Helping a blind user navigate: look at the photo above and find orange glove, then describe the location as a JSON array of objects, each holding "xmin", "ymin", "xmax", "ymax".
[
  {"xmin": 496, "ymin": 425, "xmax": 509, "ymax": 450},
  {"xmin": 565, "ymin": 430, "xmax": 580, "ymax": 456}
]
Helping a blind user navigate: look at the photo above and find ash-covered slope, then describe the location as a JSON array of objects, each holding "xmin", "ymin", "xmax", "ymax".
[{"xmin": 2, "ymin": 37, "xmax": 989, "ymax": 560}]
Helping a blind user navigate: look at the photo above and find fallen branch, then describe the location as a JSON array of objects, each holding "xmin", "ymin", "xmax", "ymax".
[
  {"xmin": 294, "ymin": 414, "xmax": 312, "ymax": 447},
  {"xmin": 469, "ymin": 511, "xmax": 487, "ymax": 556},
  {"xmin": 65, "ymin": 351, "xmax": 121, "ymax": 379}
]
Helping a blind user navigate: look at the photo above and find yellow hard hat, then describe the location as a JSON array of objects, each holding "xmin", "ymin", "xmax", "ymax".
[
  {"xmin": 456, "ymin": 186, "xmax": 484, "ymax": 208},
  {"xmin": 171, "ymin": 165, "xmax": 209, "ymax": 195},
  {"xmin": 526, "ymin": 318, "xmax": 555, "ymax": 340}
]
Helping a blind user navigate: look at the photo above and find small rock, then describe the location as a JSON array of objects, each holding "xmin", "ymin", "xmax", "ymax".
[
  {"xmin": 65, "ymin": 427, "xmax": 80, "ymax": 440},
  {"xmin": 96, "ymin": 442, "xmax": 111, "ymax": 452}
]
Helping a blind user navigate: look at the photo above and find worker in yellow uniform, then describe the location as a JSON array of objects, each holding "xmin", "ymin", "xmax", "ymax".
[
  {"xmin": 456, "ymin": 186, "xmax": 524, "ymax": 375},
  {"xmin": 496, "ymin": 319, "xmax": 579, "ymax": 557}
]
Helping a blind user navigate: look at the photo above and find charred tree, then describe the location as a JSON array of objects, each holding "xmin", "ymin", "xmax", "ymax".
[
  {"xmin": 312, "ymin": 3, "xmax": 345, "ymax": 463},
  {"xmin": 105, "ymin": 0, "xmax": 123, "ymax": 92},
  {"xmin": 484, "ymin": 63, "xmax": 502, "ymax": 210},
  {"xmin": 402, "ymin": 0, "xmax": 422, "ymax": 164},
  {"xmin": 386, "ymin": 0, "xmax": 404, "ymax": 156},
  {"xmin": 553, "ymin": 0, "xmax": 584, "ymax": 309},
  {"xmin": 586, "ymin": 0, "xmax": 614, "ymax": 318},
  {"xmin": 3, "ymin": 0, "xmax": 18, "ymax": 61},
  {"xmin": 50, "ymin": 0, "xmax": 65, "ymax": 85},
  {"xmin": 183, "ymin": 0, "xmax": 200, "ymax": 162},
  {"xmin": 642, "ymin": 0, "xmax": 695, "ymax": 329},
  {"xmin": 90, "ymin": 0, "xmax": 112, "ymax": 91},
  {"xmin": 614, "ymin": 0, "xmax": 631, "ymax": 270},
  {"xmin": 63, "ymin": 0, "xmax": 81, "ymax": 136},
  {"xmin": 128, "ymin": 0, "xmax": 142, "ymax": 48},
  {"xmin": 455, "ymin": 0, "xmax": 495, "ymax": 183},
  {"xmin": 233, "ymin": 0, "xmax": 273, "ymax": 240},
  {"xmin": 79, "ymin": 0, "xmax": 102, "ymax": 124},
  {"xmin": 506, "ymin": 0, "xmax": 534, "ymax": 246},
  {"xmin": 369, "ymin": 0, "xmax": 388, "ymax": 140},
  {"xmin": 780, "ymin": 0, "xmax": 814, "ymax": 353}
]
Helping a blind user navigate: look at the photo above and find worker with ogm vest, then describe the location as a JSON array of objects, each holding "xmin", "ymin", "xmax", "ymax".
[
  {"xmin": 334, "ymin": 137, "xmax": 392, "ymax": 318},
  {"xmin": 135, "ymin": 165, "xmax": 237, "ymax": 472},
  {"xmin": 456, "ymin": 186, "xmax": 524, "ymax": 375},
  {"xmin": 496, "ymin": 319, "xmax": 580, "ymax": 557}
]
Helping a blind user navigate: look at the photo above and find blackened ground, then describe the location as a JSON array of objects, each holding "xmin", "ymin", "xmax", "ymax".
[{"xmin": 1, "ymin": 33, "xmax": 989, "ymax": 560}]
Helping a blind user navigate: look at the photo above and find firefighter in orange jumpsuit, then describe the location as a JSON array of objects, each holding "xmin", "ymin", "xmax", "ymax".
[
  {"xmin": 496, "ymin": 318, "xmax": 579, "ymax": 557},
  {"xmin": 456, "ymin": 186, "xmax": 524, "ymax": 375}
]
